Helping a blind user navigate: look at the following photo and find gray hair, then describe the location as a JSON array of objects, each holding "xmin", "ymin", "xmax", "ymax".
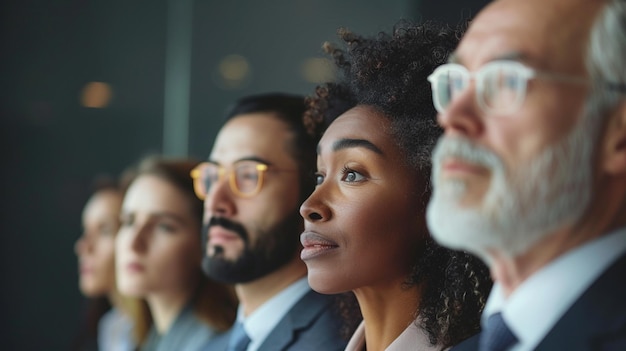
[{"xmin": 586, "ymin": 0, "xmax": 626, "ymax": 124}]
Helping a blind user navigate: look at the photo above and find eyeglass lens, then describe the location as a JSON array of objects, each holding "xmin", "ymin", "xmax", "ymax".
[
  {"xmin": 195, "ymin": 162, "xmax": 263, "ymax": 198},
  {"xmin": 431, "ymin": 62, "xmax": 528, "ymax": 113},
  {"xmin": 232, "ymin": 163, "xmax": 262, "ymax": 194}
]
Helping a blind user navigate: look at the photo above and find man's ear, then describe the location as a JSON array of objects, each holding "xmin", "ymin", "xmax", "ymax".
[{"xmin": 603, "ymin": 101, "xmax": 626, "ymax": 175}]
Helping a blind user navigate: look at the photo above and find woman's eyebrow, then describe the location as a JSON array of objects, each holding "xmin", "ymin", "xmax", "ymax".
[
  {"xmin": 150, "ymin": 212, "xmax": 187, "ymax": 224},
  {"xmin": 331, "ymin": 138, "xmax": 383, "ymax": 155}
]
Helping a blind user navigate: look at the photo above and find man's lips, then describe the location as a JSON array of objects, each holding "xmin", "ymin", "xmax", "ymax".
[
  {"xmin": 208, "ymin": 227, "xmax": 242, "ymax": 246},
  {"xmin": 300, "ymin": 231, "xmax": 339, "ymax": 260},
  {"xmin": 441, "ymin": 158, "xmax": 488, "ymax": 176}
]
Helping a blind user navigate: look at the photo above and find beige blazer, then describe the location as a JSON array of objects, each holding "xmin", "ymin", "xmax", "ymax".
[{"xmin": 344, "ymin": 319, "xmax": 447, "ymax": 351}]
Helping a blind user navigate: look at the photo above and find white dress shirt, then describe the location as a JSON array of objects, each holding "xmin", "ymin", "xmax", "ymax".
[
  {"xmin": 237, "ymin": 277, "xmax": 311, "ymax": 351},
  {"xmin": 482, "ymin": 226, "xmax": 626, "ymax": 351}
]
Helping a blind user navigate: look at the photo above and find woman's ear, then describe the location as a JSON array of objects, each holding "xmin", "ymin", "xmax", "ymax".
[{"xmin": 602, "ymin": 101, "xmax": 626, "ymax": 175}]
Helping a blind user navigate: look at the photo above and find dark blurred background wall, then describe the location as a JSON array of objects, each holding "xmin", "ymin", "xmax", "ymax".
[{"xmin": 0, "ymin": 0, "xmax": 489, "ymax": 349}]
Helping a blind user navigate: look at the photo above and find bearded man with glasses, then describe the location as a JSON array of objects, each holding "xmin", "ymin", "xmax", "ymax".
[
  {"xmin": 426, "ymin": 0, "xmax": 626, "ymax": 350},
  {"xmin": 194, "ymin": 93, "xmax": 349, "ymax": 351}
]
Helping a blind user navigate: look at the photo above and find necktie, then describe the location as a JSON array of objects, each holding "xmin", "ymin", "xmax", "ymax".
[
  {"xmin": 479, "ymin": 312, "xmax": 518, "ymax": 351},
  {"xmin": 227, "ymin": 322, "xmax": 251, "ymax": 351}
]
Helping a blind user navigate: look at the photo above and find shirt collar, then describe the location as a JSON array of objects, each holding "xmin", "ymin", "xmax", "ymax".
[
  {"xmin": 238, "ymin": 277, "xmax": 310, "ymax": 350},
  {"xmin": 483, "ymin": 226, "xmax": 626, "ymax": 351}
]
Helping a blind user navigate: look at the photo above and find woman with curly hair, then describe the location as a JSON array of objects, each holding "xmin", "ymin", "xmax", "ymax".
[{"xmin": 299, "ymin": 20, "xmax": 492, "ymax": 350}]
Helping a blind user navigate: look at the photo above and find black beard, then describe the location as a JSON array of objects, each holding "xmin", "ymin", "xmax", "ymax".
[{"xmin": 201, "ymin": 211, "xmax": 302, "ymax": 284}]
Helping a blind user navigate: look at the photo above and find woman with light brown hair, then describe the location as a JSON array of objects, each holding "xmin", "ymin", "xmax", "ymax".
[{"xmin": 115, "ymin": 156, "xmax": 238, "ymax": 350}]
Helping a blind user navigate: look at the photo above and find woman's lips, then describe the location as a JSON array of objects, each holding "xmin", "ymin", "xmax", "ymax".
[
  {"xmin": 125, "ymin": 262, "xmax": 145, "ymax": 273},
  {"xmin": 209, "ymin": 228, "xmax": 241, "ymax": 246},
  {"xmin": 300, "ymin": 231, "xmax": 339, "ymax": 260},
  {"xmin": 79, "ymin": 265, "xmax": 93, "ymax": 275}
]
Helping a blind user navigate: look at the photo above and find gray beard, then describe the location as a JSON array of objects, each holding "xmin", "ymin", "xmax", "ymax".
[{"xmin": 427, "ymin": 113, "xmax": 596, "ymax": 263}]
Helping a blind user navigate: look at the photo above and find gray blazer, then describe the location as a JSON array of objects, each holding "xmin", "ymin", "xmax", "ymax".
[
  {"xmin": 141, "ymin": 303, "xmax": 219, "ymax": 351},
  {"xmin": 451, "ymin": 252, "xmax": 626, "ymax": 351},
  {"xmin": 202, "ymin": 290, "xmax": 347, "ymax": 351}
]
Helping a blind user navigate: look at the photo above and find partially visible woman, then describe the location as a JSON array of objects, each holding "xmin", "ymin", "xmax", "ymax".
[
  {"xmin": 300, "ymin": 21, "xmax": 492, "ymax": 350},
  {"xmin": 73, "ymin": 177, "xmax": 134, "ymax": 351},
  {"xmin": 115, "ymin": 156, "xmax": 238, "ymax": 351}
]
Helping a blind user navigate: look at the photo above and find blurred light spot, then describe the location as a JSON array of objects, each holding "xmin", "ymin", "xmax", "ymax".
[
  {"xmin": 216, "ymin": 54, "xmax": 251, "ymax": 89},
  {"xmin": 300, "ymin": 57, "xmax": 335, "ymax": 83},
  {"xmin": 81, "ymin": 82, "xmax": 113, "ymax": 108}
]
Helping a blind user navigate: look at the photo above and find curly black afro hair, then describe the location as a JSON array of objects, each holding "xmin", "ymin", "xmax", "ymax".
[
  {"xmin": 305, "ymin": 20, "xmax": 462, "ymax": 179},
  {"xmin": 305, "ymin": 20, "xmax": 492, "ymax": 349}
]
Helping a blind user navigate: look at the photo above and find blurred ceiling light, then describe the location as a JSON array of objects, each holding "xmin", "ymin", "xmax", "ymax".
[
  {"xmin": 301, "ymin": 57, "xmax": 335, "ymax": 83},
  {"xmin": 216, "ymin": 54, "xmax": 251, "ymax": 89},
  {"xmin": 81, "ymin": 82, "xmax": 113, "ymax": 108}
]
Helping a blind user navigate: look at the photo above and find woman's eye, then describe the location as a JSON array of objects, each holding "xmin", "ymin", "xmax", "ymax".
[
  {"xmin": 100, "ymin": 224, "xmax": 117, "ymax": 236},
  {"xmin": 342, "ymin": 169, "xmax": 365, "ymax": 183},
  {"xmin": 314, "ymin": 173, "xmax": 325, "ymax": 186},
  {"xmin": 156, "ymin": 222, "xmax": 177, "ymax": 233},
  {"xmin": 119, "ymin": 215, "xmax": 133, "ymax": 228}
]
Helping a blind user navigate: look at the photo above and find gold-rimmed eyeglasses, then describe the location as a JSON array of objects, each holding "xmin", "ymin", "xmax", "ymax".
[{"xmin": 190, "ymin": 161, "xmax": 298, "ymax": 199}]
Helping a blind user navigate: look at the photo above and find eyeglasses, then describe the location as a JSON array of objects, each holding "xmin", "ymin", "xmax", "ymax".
[
  {"xmin": 427, "ymin": 60, "xmax": 589, "ymax": 114},
  {"xmin": 190, "ymin": 161, "xmax": 297, "ymax": 199}
]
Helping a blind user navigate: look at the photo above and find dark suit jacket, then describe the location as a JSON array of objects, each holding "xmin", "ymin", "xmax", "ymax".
[
  {"xmin": 451, "ymin": 252, "xmax": 626, "ymax": 351},
  {"xmin": 202, "ymin": 289, "xmax": 347, "ymax": 351}
]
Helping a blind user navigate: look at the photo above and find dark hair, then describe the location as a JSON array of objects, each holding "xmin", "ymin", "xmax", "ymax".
[
  {"xmin": 123, "ymin": 155, "xmax": 238, "ymax": 345},
  {"xmin": 304, "ymin": 20, "xmax": 491, "ymax": 348},
  {"xmin": 224, "ymin": 93, "xmax": 317, "ymax": 202}
]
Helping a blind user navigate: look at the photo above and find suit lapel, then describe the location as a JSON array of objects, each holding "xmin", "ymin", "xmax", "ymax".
[
  {"xmin": 257, "ymin": 290, "xmax": 331, "ymax": 351},
  {"xmin": 536, "ymin": 252, "xmax": 626, "ymax": 350}
]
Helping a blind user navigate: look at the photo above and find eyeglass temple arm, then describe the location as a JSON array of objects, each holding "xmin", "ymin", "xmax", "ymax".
[{"xmin": 534, "ymin": 71, "xmax": 588, "ymax": 85}]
